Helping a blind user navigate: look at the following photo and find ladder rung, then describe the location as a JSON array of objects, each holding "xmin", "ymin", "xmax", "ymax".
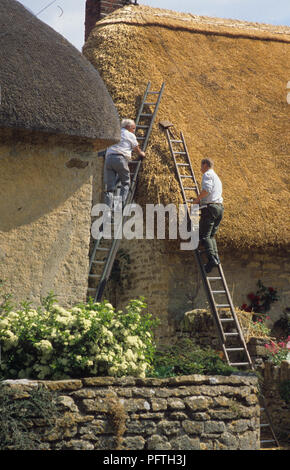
[
  {"xmin": 174, "ymin": 151, "xmax": 186, "ymax": 155},
  {"xmin": 183, "ymin": 187, "xmax": 196, "ymax": 190},
  {"xmin": 147, "ymin": 91, "xmax": 160, "ymax": 94},
  {"xmin": 140, "ymin": 113, "xmax": 152, "ymax": 117},
  {"xmin": 212, "ymin": 290, "xmax": 226, "ymax": 294},
  {"xmin": 89, "ymin": 274, "xmax": 101, "ymax": 279},
  {"xmin": 176, "ymin": 163, "xmax": 189, "ymax": 166},
  {"xmin": 144, "ymin": 102, "xmax": 156, "ymax": 105},
  {"xmin": 97, "ymin": 247, "xmax": 110, "ymax": 251},
  {"xmin": 226, "ymin": 348, "xmax": 245, "ymax": 352},
  {"xmin": 260, "ymin": 440, "xmax": 276, "ymax": 444},
  {"xmin": 136, "ymin": 136, "xmax": 145, "ymax": 139},
  {"xmin": 229, "ymin": 362, "xmax": 250, "ymax": 366},
  {"xmin": 180, "ymin": 175, "xmax": 192, "ymax": 178},
  {"xmin": 225, "ymin": 332, "xmax": 239, "ymax": 337},
  {"xmin": 92, "ymin": 261, "xmax": 105, "ymax": 265},
  {"xmin": 170, "ymin": 139, "xmax": 183, "ymax": 143},
  {"xmin": 260, "ymin": 424, "xmax": 270, "ymax": 428},
  {"xmin": 216, "ymin": 304, "xmax": 231, "ymax": 308},
  {"xmin": 87, "ymin": 287, "xmax": 96, "ymax": 292},
  {"xmin": 136, "ymin": 125, "xmax": 149, "ymax": 129},
  {"xmin": 207, "ymin": 277, "xmax": 222, "ymax": 280},
  {"xmin": 220, "ymin": 318, "xmax": 235, "ymax": 322}
]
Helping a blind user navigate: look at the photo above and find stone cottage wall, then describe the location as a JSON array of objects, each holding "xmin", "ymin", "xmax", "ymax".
[
  {"xmin": 2, "ymin": 374, "xmax": 260, "ymax": 450},
  {"xmin": 0, "ymin": 140, "xmax": 98, "ymax": 307},
  {"xmin": 104, "ymin": 240, "xmax": 289, "ymax": 343}
]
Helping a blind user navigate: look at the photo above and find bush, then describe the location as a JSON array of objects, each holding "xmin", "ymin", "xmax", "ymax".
[
  {"xmin": 149, "ymin": 339, "xmax": 240, "ymax": 377},
  {"xmin": 0, "ymin": 294, "xmax": 159, "ymax": 380},
  {"xmin": 265, "ymin": 337, "xmax": 290, "ymax": 366}
]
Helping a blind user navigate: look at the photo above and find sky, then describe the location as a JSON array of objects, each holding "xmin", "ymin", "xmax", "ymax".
[{"xmin": 18, "ymin": 0, "xmax": 290, "ymax": 51}]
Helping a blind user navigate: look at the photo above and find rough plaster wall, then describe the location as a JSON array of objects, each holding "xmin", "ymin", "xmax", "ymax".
[{"xmin": 0, "ymin": 142, "xmax": 98, "ymax": 307}]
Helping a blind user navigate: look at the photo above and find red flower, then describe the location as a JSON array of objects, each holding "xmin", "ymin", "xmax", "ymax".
[
  {"xmin": 248, "ymin": 293, "xmax": 256, "ymax": 301},
  {"xmin": 268, "ymin": 287, "xmax": 274, "ymax": 292}
]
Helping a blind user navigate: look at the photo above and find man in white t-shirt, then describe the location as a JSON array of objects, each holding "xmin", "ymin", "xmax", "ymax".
[
  {"xmin": 192, "ymin": 158, "xmax": 224, "ymax": 273},
  {"xmin": 104, "ymin": 119, "xmax": 145, "ymax": 210}
]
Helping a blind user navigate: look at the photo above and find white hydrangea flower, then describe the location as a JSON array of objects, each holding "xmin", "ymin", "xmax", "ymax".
[
  {"xmin": 125, "ymin": 349, "xmax": 137, "ymax": 362},
  {"xmin": 125, "ymin": 336, "xmax": 139, "ymax": 347},
  {"xmin": 104, "ymin": 302, "xmax": 113, "ymax": 309},
  {"xmin": 2, "ymin": 330, "xmax": 18, "ymax": 350},
  {"xmin": 0, "ymin": 318, "xmax": 9, "ymax": 328},
  {"xmin": 35, "ymin": 340, "xmax": 53, "ymax": 356}
]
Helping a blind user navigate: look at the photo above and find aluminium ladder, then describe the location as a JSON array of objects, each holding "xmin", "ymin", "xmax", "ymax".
[
  {"xmin": 87, "ymin": 82, "xmax": 165, "ymax": 302},
  {"xmin": 161, "ymin": 122, "xmax": 280, "ymax": 449}
]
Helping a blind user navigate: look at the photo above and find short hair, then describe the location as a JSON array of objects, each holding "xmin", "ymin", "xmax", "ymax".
[
  {"xmin": 201, "ymin": 158, "xmax": 214, "ymax": 168},
  {"xmin": 121, "ymin": 118, "xmax": 135, "ymax": 129}
]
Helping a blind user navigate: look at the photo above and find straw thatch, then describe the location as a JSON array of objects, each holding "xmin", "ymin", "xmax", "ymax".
[
  {"xmin": 84, "ymin": 5, "xmax": 290, "ymax": 251},
  {"xmin": 0, "ymin": 0, "xmax": 120, "ymax": 145}
]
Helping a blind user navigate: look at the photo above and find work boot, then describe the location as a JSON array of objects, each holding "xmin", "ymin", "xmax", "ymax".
[
  {"xmin": 204, "ymin": 254, "xmax": 219, "ymax": 273},
  {"xmin": 214, "ymin": 253, "xmax": 221, "ymax": 264}
]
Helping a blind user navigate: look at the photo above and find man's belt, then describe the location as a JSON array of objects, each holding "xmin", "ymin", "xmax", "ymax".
[{"xmin": 200, "ymin": 203, "xmax": 223, "ymax": 209}]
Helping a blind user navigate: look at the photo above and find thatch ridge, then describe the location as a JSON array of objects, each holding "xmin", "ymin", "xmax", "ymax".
[
  {"xmin": 0, "ymin": 0, "xmax": 120, "ymax": 145},
  {"xmin": 84, "ymin": 5, "xmax": 290, "ymax": 251},
  {"xmin": 95, "ymin": 5, "xmax": 290, "ymax": 43}
]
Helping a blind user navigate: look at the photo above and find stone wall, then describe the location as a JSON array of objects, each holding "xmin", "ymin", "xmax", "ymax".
[
  {"xmin": 2, "ymin": 375, "xmax": 260, "ymax": 450},
  {"xmin": 0, "ymin": 140, "xmax": 98, "ymax": 307}
]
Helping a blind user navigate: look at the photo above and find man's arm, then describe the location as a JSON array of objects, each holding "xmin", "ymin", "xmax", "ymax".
[
  {"xmin": 192, "ymin": 189, "xmax": 209, "ymax": 205},
  {"xmin": 133, "ymin": 145, "xmax": 145, "ymax": 159}
]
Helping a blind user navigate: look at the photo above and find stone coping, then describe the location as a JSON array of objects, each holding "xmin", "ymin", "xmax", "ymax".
[{"xmin": 2, "ymin": 373, "xmax": 258, "ymax": 391}]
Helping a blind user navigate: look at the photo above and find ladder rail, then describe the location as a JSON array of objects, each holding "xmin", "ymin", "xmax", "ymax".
[
  {"xmin": 180, "ymin": 132, "xmax": 200, "ymax": 194},
  {"xmin": 194, "ymin": 251, "xmax": 227, "ymax": 345},
  {"xmin": 135, "ymin": 81, "xmax": 152, "ymax": 127},
  {"xmin": 217, "ymin": 263, "xmax": 253, "ymax": 368},
  {"xmin": 142, "ymin": 82, "xmax": 165, "ymax": 151}
]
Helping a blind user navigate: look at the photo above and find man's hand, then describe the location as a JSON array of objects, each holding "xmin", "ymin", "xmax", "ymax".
[{"xmin": 191, "ymin": 198, "xmax": 200, "ymax": 205}]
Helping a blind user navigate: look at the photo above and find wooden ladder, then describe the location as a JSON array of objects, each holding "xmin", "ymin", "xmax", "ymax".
[{"xmin": 88, "ymin": 82, "xmax": 165, "ymax": 302}]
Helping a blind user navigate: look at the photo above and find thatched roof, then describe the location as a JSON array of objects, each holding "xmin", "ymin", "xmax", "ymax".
[
  {"xmin": 0, "ymin": 0, "xmax": 120, "ymax": 147},
  {"xmin": 84, "ymin": 5, "xmax": 290, "ymax": 251}
]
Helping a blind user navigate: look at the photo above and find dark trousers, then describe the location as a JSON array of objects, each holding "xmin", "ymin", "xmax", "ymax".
[
  {"xmin": 199, "ymin": 204, "xmax": 224, "ymax": 260},
  {"xmin": 104, "ymin": 153, "xmax": 130, "ymax": 209}
]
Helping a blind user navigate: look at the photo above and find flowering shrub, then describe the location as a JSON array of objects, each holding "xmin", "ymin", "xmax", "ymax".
[
  {"xmin": 265, "ymin": 336, "xmax": 290, "ymax": 365},
  {"xmin": 249, "ymin": 316, "xmax": 272, "ymax": 338},
  {"xmin": 241, "ymin": 280, "xmax": 279, "ymax": 314},
  {"xmin": 0, "ymin": 294, "xmax": 159, "ymax": 380}
]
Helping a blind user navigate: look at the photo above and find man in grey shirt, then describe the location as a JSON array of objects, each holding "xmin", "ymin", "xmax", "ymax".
[
  {"xmin": 104, "ymin": 118, "xmax": 145, "ymax": 210},
  {"xmin": 192, "ymin": 158, "xmax": 224, "ymax": 273}
]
